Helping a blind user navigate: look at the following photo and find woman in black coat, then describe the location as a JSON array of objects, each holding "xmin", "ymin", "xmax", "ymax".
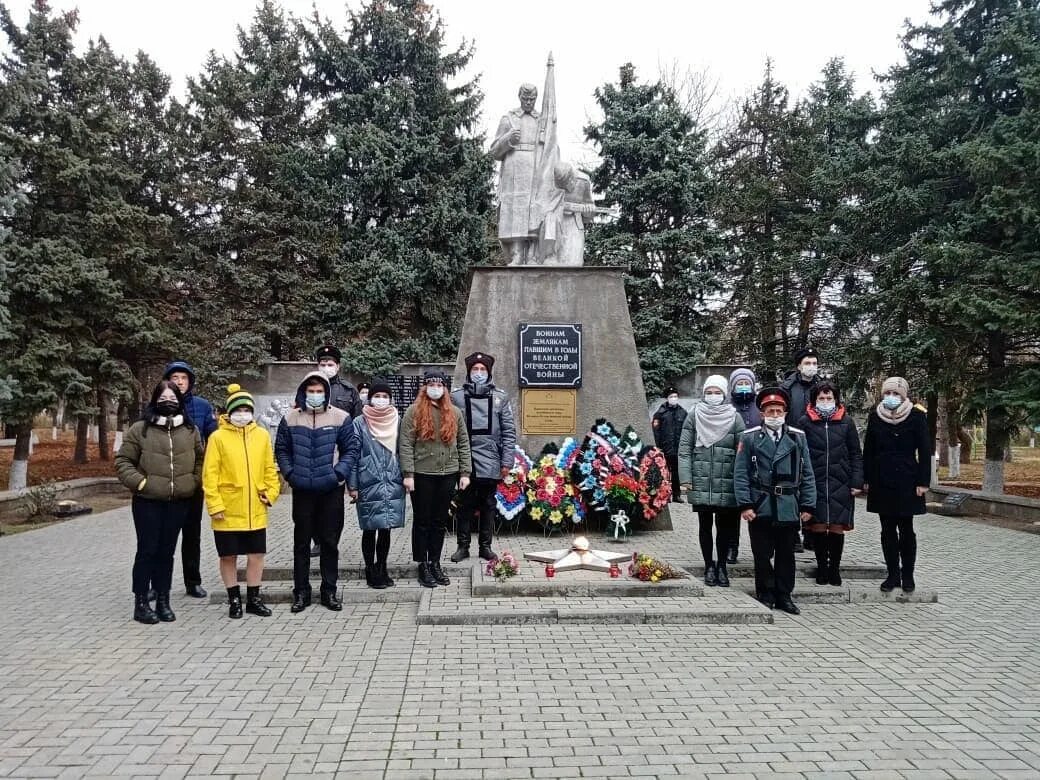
[
  {"xmin": 862, "ymin": 376, "xmax": 932, "ymax": 593},
  {"xmin": 796, "ymin": 382, "xmax": 863, "ymax": 586}
]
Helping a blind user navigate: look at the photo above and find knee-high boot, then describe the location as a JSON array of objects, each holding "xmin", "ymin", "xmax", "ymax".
[
  {"xmin": 813, "ymin": 532, "xmax": 829, "ymax": 585},
  {"xmin": 827, "ymin": 533, "xmax": 844, "ymax": 586}
]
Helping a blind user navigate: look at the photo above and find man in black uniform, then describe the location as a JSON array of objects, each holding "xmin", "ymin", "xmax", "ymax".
[{"xmin": 651, "ymin": 386, "xmax": 687, "ymax": 501}]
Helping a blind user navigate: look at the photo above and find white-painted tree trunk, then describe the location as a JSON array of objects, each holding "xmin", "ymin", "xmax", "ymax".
[
  {"xmin": 8, "ymin": 459, "xmax": 27, "ymax": 491},
  {"xmin": 114, "ymin": 431, "xmax": 123, "ymax": 452},
  {"xmin": 982, "ymin": 459, "xmax": 1004, "ymax": 494},
  {"xmin": 948, "ymin": 446, "xmax": 961, "ymax": 478}
]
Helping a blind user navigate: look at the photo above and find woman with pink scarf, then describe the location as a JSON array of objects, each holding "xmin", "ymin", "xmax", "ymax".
[{"xmin": 348, "ymin": 381, "xmax": 406, "ymax": 589}]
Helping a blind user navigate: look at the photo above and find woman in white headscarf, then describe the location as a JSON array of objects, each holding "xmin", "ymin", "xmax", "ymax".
[{"xmin": 677, "ymin": 375, "xmax": 745, "ymax": 586}]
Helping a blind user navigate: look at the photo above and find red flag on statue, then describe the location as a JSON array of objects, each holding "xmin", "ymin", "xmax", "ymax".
[{"xmin": 528, "ymin": 53, "xmax": 559, "ymax": 259}]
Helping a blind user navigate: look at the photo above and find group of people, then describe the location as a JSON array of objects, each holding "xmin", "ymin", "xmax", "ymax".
[
  {"xmin": 115, "ymin": 347, "xmax": 515, "ymax": 624},
  {"xmin": 654, "ymin": 348, "xmax": 932, "ymax": 614}
]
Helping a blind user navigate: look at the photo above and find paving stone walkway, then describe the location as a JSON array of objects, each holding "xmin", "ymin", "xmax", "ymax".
[{"xmin": 1, "ymin": 496, "xmax": 1038, "ymax": 779}]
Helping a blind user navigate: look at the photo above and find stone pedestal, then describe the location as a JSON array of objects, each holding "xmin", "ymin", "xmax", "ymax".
[{"xmin": 454, "ymin": 266, "xmax": 651, "ymax": 455}]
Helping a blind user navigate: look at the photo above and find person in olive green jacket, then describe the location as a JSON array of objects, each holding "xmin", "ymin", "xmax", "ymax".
[
  {"xmin": 677, "ymin": 374, "xmax": 745, "ymax": 588},
  {"xmin": 399, "ymin": 369, "xmax": 471, "ymax": 588},
  {"xmin": 115, "ymin": 380, "xmax": 204, "ymax": 625}
]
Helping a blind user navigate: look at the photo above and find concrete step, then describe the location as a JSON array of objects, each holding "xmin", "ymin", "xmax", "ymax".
[
  {"xmin": 208, "ymin": 581, "xmax": 425, "ymax": 605},
  {"xmin": 243, "ymin": 563, "xmax": 474, "ymax": 581},
  {"xmin": 472, "ymin": 569, "xmax": 704, "ymax": 598},
  {"xmin": 417, "ymin": 590, "xmax": 773, "ymax": 625},
  {"xmin": 684, "ymin": 560, "xmax": 887, "ymax": 580},
  {"xmin": 729, "ymin": 578, "xmax": 938, "ymax": 604}
]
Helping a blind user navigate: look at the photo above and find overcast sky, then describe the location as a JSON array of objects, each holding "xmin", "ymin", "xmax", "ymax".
[{"xmin": 9, "ymin": 0, "xmax": 934, "ymax": 165}]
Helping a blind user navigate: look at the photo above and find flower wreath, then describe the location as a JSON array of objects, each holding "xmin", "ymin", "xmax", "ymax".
[
  {"xmin": 636, "ymin": 446, "xmax": 672, "ymax": 522},
  {"xmin": 496, "ymin": 446, "xmax": 533, "ymax": 521}
]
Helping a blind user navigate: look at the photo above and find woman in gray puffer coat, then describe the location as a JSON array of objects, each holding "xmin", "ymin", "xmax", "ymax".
[
  {"xmin": 348, "ymin": 382, "xmax": 406, "ymax": 590},
  {"xmin": 678, "ymin": 375, "xmax": 745, "ymax": 587}
]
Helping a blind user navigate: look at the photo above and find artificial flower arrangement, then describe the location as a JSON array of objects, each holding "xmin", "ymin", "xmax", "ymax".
[
  {"xmin": 629, "ymin": 552, "xmax": 687, "ymax": 583},
  {"xmin": 635, "ymin": 446, "xmax": 672, "ymax": 522},
  {"xmin": 495, "ymin": 446, "xmax": 532, "ymax": 523},
  {"xmin": 526, "ymin": 445, "xmax": 584, "ymax": 532},
  {"xmin": 485, "ymin": 551, "xmax": 520, "ymax": 580}
]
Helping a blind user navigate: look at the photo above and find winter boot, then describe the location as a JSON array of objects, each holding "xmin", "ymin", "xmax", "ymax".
[
  {"xmin": 227, "ymin": 585, "xmax": 243, "ymax": 619},
  {"xmin": 246, "ymin": 586, "xmax": 272, "ymax": 616},
  {"xmin": 827, "ymin": 534, "xmax": 845, "ymax": 586},
  {"xmin": 450, "ymin": 546, "xmax": 470, "ymax": 563},
  {"xmin": 133, "ymin": 594, "xmax": 159, "ymax": 625},
  {"xmin": 880, "ymin": 531, "xmax": 900, "ymax": 592},
  {"xmin": 715, "ymin": 561, "xmax": 730, "ymax": 587},
  {"xmin": 379, "ymin": 562, "xmax": 395, "ymax": 588},
  {"xmin": 704, "ymin": 562, "xmax": 718, "ymax": 587},
  {"xmin": 155, "ymin": 592, "xmax": 176, "ymax": 622},
  {"xmin": 417, "ymin": 562, "xmax": 438, "ymax": 588},
  {"xmin": 814, "ymin": 532, "xmax": 830, "ymax": 585}
]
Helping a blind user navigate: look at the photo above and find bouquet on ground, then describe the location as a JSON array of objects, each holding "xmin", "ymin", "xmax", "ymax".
[
  {"xmin": 526, "ymin": 446, "xmax": 584, "ymax": 531},
  {"xmin": 629, "ymin": 552, "xmax": 687, "ymax": 582},
  {"xmin": 485, "ymin": 551, "xmax": 520, "ymax": 580},
  {"xmin": 636, "ymin": 446, "xmax": 672, "ymax": 522},
  {"xmin": 604, "ymin": 472, "xmax": 640, "ymax": 540}
]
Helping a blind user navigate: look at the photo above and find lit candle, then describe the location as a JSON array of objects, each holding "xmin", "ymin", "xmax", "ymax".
[
  {"xmin": 609, "ymin": 564, "xmax": 620, "ymax": 578},
  {"xmin": 545, "ymin": 564, "xmax": 555, "ymax": 578}
]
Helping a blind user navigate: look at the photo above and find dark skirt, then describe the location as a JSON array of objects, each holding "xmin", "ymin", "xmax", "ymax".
[{"xmin": 213, "ymin": 528, "xmax": 266, "ymax": 557}]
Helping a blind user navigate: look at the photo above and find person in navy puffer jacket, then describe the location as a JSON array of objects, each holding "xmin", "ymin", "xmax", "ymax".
[
  {"xmin": 275, "ymin": 371, "xmax": 360, "ymax": 614},
  {"xmin": 163, "ymin": 360, "xmax": 218, "ymax": 599}
]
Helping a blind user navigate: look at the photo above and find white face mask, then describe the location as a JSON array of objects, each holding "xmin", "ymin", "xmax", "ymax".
[
  {"xmin": 318, "ymin": 364, "xmax": 339, "ymax": 379},
  {"xmin": 703, "ymin": 392, "xmax": 724, "ymax": 406},
  {"xmin": 470, "ymin": 371, "xmax": 488, "ymax": 385},
  {"xmin": 229, "ymin": 410, "xmax": 253, "ymax": 427},
  {"xmin": 359, "ymin": 391, "xmax": 369, "ymax": 402},
  {"xmin": 763, "ymin": 416, "xmax": 784, "ymax": 430},
  {"xmin": 371, "ymin": 397, "xmax": 391, "ymax": 409},
  {"xmin": 666, "ymin": 395, "xmax": 679, "ymax": 406},
  {"xmin": 800, "ymin": 364, "xmax": 819, "ymax": 379},
  {"xmin": 425, "ymin": 386, "xmax": 444, "ymax": 401}
]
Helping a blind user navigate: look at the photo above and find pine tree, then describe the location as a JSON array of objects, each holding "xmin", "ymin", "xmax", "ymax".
[
  {"xmin": 303, "ymin": 0, "xmax": 493, "ymax": 373},
  {"xmin": 181, "ymin": 0, "xmax": 335, "ymax": 374},
  {"xmin": 711, "ymin": 62, "xmax": 813, "ymax": 379},
  {"xmin": 866, "ymin": 0, "xmax": 1040, "ymax": 491},
  {"xmin": 584, "ymin": 63, "xmax": 722, "ymax": 394}
]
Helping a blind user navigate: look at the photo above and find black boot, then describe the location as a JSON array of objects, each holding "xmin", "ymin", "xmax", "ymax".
[
  {"xmin": 828, "ymin": 534, "xmax": 845, "ymax": 586},
  {"xmin": 320, "ymin": 589, "xmax": 342, "ymax": 611},
  {"xmin": 417, "ymin": 562, "xmax": 437, "ymax": 588},
  {"xmin": 246, "ymin": 586, "xmax": 272, "ymax": 616},
  {"xmin": 726, "ymin": 544, "xmax": 738, "ymax": 565},
  {"xmin": 379, "ymin": 562, "xmax": 395, "ymax": 588},
  {"xmin": 715, "ymin": 561, "xmax": 730, "ymax": 587},
  {"xmin": 776, "ymin": 595, "xmax": 801, "ymax": 615},
  {"xmin": 900, "ymin": 532, "xmax": 917, "ymax": 592},
  {"xmin": 228, "ymin": 585, "xmax": 243, "ymax": 619},
  {"xmin": 290, "ymin": 590, "xmax": 310, "ymax": 613},
  {"xmin": 478, "ymin": 545, "xmax": 497, "ymax": 561},
  {"xmin": 814, "ymin": 532, "xmax": 829, "ymax": 585},
  {"xmin": 185, "ymin": 584, "xmax": 207, "ymax": 598},
  {"xmin": 450, "ymin": 546, "xmax": 470, "ymax": 563},
  {"xmin": 704, "ymin": 562, "xmax": 718, "ymax": 587},
  {"xmin": 430, "ymin": 561, "xmax": 450, "ymax": 586},
  {"xmin": 365, "ymin": 564, "xmax": 386, "ymax": 589},
  {"xmin": 880, "ymin": 531, "xmax": 900, "ymax": 592},
  {"xmin": 133, "ymin": 594, "xmax": 159, "ymax": 624},
  {"xmin": 155, "ymin": 592, "xmax": 176, "ymax": 622}
]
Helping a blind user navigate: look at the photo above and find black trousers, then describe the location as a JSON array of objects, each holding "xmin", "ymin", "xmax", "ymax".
[
  {"xmin": 879, "ymin": 514, "xmax": 916, "ymax": 576},
  {"xmin": 292, "ymin": 486, "xmax": 345, "ymax": 596},
  {"xmin": 748, "ymin": 519, "xmax": 798, "ymax": 599},
  {"xmin": 455, "ymin": 477, "xmax": 497, "ymax": 549},
  {"xmin": 132, "ymin": 496, "xmax": 190, "ymax": 595},
  {"xmin": 411, "ymin": 473, "xmax": 456, "ymax": 563},
  {"xmin": 665, "ymin": 454, "xmax": 680, "ymax": 500},
  {"xmin": 697, "ymin": 509, "xmax": 740, "ymax": 566},
  {"xmin": 180, "ymin": 490, "xmax": 204, "ymax": 587}
]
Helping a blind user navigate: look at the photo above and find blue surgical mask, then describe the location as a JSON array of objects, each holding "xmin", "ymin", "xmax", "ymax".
[
  {"xmin": 882, "ymin": 395, "xmax": 902, "ymax": 410},
  {"xmin": 305, "ymin": 392, "xmax": 325, "ymax": 409},
  {"xmin": 470, "ymin": 371, "xmax": 488, "ymax": 385},
  {"xmin": 816, "ymin": 401, "xmax": 836, "ymax": 417}
]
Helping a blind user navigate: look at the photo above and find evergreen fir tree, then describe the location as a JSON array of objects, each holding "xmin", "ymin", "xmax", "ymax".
[{"xmin": 584, "ymin": 63, "xmax": 722, "ymax": 394}]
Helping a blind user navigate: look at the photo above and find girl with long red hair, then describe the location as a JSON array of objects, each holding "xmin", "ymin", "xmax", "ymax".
[{"xmin": 399, "ymin": 370, "xmax": 471, "ymax": 587}]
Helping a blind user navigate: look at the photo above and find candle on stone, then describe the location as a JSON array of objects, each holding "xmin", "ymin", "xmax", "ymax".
[{"xmin": 545, "ymin": 564, "xmax": 555, "ymax": 578}]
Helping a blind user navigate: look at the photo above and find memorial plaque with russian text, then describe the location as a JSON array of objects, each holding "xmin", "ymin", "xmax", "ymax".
[
  {"xmin": 521, "ymin": 389, "xmax": 577, "ymax": 435},
  {"xmin": 518, "ymin": 323, "xmax": 582, "ymax": 388}
]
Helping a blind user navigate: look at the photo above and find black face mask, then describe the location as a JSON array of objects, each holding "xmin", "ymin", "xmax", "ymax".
[
  {"xmin": 156, "ymin": 400, "xmax": 179, "ymax": 416},
  {"xmin": 733, "ymin": 390, "xmax": 754, "ymax": 404}
]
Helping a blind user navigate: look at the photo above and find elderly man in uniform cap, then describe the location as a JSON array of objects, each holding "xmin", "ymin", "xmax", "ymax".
[
  {"xmin": 449, "ymin": 351, "xmax": 516, "ymax": 561},
  {"xmin": 733, "ymin": 387, "xmax": 816, "ymax": 615}
]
